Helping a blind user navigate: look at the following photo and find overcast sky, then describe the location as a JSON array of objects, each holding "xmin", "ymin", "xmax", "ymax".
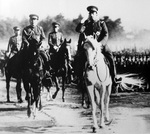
[{"xmin": 0, "ymin": 0, "xmax": 150, "ymax": 32}]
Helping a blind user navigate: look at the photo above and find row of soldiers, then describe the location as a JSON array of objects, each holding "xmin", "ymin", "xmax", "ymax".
[{"xmin": 113, "ymin": 52, "xmax": 150, "ymax": 79}]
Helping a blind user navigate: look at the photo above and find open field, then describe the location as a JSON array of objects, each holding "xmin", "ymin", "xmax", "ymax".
[{"xmin": 0, "ymin": 76, "xmax": 150, "ymax": 134}]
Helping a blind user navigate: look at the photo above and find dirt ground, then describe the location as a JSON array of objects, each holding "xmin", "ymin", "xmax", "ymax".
[{"xmin": 0, "ymin": 76, "xmax": 150, "ymax": 134}]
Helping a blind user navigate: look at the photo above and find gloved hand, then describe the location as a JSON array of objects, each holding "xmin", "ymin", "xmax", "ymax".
[{"xmin": 81, "ymin": 16, "xmax": 87, "ymax": 23}]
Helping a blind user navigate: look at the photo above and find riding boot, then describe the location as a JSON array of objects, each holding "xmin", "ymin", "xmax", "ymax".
[
  {"xmin": 68, "ymin": 60, "xmax": 73, "ymax": 72},
  {"xmin": 45, "ymin": 62, "xmax": 52, "ymax": 77},
  {"xmin": 103, "ymin": 50, "xmax": 122, "ymax": 85},
  {"xmin": 110, "ymin": 61, "xmax": 122, "ymax": 86}
]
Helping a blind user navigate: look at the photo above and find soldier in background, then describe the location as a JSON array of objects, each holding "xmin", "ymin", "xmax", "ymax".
[
  {"xmin": 48, "ymin": 22, "xmax": 72, "ymax": 71},
  {"xmin": 6, "ymin": 26, "xmax": 21, "ymax": 59}
]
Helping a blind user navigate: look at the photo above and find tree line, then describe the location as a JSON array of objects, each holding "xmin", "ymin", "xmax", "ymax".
[{"xmin": 0, "ymin": 14, "xmax": 124, "ymax": 39}]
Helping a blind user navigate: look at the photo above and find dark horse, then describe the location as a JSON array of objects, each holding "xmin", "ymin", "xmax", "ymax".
[
  {"xmin": 22, "ymin": 39, "xmax": 51, "ymax": 118},
  {"xmin": 73, "ymin": 43, "xmax": 90, "ymax": 108},
  {"xmin": 5, "ymin": 51, "xmax": 24, "ymax": 103},
  {"xmin": 50, "ymin": 38, "xmax": 71, "ymax": 102}
]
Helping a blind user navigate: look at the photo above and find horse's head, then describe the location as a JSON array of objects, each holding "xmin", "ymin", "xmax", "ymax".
[
  {"xmin": 57, "ymin": 38, "xmax": 71, "ymax": 57},
  {"xmin": 51, "ymin": 38, "xmax": 71, "ymax": 72},
  {"xmin": 60, "ymin": 38, "xmax": 71, "ymax": 50},
  {"xmin": 83, "ymin": 36, "xmax": 103, "ymax": 68},
  {"xmin": 28, "ymin": 38, "xmax": 40, "ymax": 50}
]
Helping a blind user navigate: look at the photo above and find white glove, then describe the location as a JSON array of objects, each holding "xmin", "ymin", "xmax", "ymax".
[
  {"xmin": 96, "ymin": 31, "xmax": 100, "ymax": 36},
  {"xmin": 81, "ymin": 16, "xmax": 87, "ymax": 23},
  {"xmin": 53, "ymin": 46, "xmax": 58, "ymax": 50}
]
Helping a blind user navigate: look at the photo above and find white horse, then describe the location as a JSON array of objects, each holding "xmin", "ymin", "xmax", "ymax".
[{"xmin": 83, "ymin": 36, "xmax": 112, "ymax": 132}]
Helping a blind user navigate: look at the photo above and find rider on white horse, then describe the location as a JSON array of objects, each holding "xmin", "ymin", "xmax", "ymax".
[{"xmin": 76, "ymin": 6, "xmax": 121, "ymax": 86}]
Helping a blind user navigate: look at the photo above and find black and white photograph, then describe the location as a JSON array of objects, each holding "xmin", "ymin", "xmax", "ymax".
[{"xmin": 0, "ymin": 0, "xmax": 150, "ymax": 133}]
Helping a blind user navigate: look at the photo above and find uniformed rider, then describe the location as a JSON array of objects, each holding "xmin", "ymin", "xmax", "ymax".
[
  {"xmin": 76, "ymin": 6, "xmax": 121, "ymax": 85},
  {"xmin": 22, "ymin": 14, "xmax": 50, "ymax": 71},
  {"xmin": 6, "ymin": 26, "xmax": 22, "ymax": 59},
  {"xmin": 48, "ymin": 22, "xmax": 72, "ymax": 70}
]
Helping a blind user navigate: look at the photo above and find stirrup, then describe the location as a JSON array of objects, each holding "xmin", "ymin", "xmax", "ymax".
[{"xmin": 87, "ymin": 65, "xmax": 94, "ymax": 70}]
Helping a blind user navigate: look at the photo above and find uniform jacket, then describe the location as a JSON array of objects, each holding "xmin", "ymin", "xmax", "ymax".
[
  {"xmin": 22, "ymin": 25, "xmax": 45, "ymax": 49},
  {"xmin": 76, "ymin": 19, "xmax": 110, "ymax": 52},
  {"xmin": 7, "ymin": 35, "xmax": 21, "ymax": 54},
  {"xmin": 48, "ymin": 31, "xmax": 64, "ymax": 53}
]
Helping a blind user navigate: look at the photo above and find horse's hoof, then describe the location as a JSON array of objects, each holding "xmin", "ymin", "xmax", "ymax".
[
  {"xmin": 18, "ymin": 99, "xmax": 23, "ymax": 103},
  {"xmin": 7, "ymin": 100, "xmax": 10, "ymax": 103},
  {"xmin": 52, "ymin": 94, "xmax": 56, "ymax": 99},
  {"xmin": 105, "ymin": 119, "xmax": 113, "ymax": 125},
  {"xmin": 38, "ymin": 105, "xmax": 42, "ymax": 111},
  {"xmin": 99, "ymin": 124, "xmax": 105, "ymax": 128},
  {"xmin": 27, "ymin": 109, "xmax": 31, "ymax": 118},
  {"xmin": 25, "ymin": 95, "xmax": 29, "ymax": 101},
  {"xmin": 62, "ymin": 98, "xmax": 65, "ymax": 102},
  {"xmin": 92, "ymin": 127, "xmax": 97, "ymax": 133}
]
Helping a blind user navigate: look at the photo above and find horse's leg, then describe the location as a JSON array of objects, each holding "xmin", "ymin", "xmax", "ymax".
[
  {"xmin": 16, "ymin": 79, "xmax": 23, "ymax": 103},
  {"xmin": 22, "ymin": 78, "xmax": 30, "ymax": 101},
  {"xmin": 36, "ymin": 85, "xmax": 42, "ymax": 111},
  {"xmin": 105, "ymin": 84, "xmax": 112, "ymax": 122},
  {"xmin": 22, "ymin": 78, "xmax": 31, "ymax": 117},
  {"xmin": 6, "ymin": 74, "xmax": 11, "ymax": 102},
  {"xmin": 52, "ymin": 76, "xmax": 60, "ymax": 99},
  {"xmin": 46, "ymin": 86, "xmax": 53, "ymax": 101},
  {"xmin": 62, "ymin": 76, "xmax": 66, "ymax": 102},
  {"xmin": 87, "ymin": 85, "xmax": 99, "ymax": 132},
  {"xmin": 81, "ymin": 80, "xmax": 88, "ymax": 108},
  {"xmin": 99, "ymin": 85, "xmax": 106, "ymax": 128}
]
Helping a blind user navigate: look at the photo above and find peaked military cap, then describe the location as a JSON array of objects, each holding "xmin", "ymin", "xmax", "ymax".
[
  {"xmin": 52, "ymin": 22, "xmax": 60, "ymax": 27},
  {"xmin": 13, "ymin": 26, "xmax": 20, "ymax": 31},
  {"xmin": 87, "ymin": 6, "xmax": 98, "ymax": 13},
  {"xmin": 29, "ymin": 14, "xmax": 39, "ymax": 20}
]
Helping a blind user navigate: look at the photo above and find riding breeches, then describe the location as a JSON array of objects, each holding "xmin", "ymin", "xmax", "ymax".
[
  {"xmin": 66, "ymin": 46, "xmax": 72, "ymax": 61},
  {"xmin": 102, "ymin": 50, "xmax": 116, "ymax": 80}
]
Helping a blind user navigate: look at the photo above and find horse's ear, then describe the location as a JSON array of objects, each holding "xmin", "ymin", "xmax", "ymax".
[
  {"xmin": 68, "ymin": 39, "xmax": 71, "ymax": 43},
  {"xmin": 64, "ymin": 38, "xmax": 66, "ymax": 42}
]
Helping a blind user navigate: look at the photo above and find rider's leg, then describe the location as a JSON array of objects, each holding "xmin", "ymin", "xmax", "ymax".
[
  {"xmin": 66, "ymin": 46, "xmax": 73, "ymax": 70},
  {"xmin": 102, "ymin": 50, "xmax": 121, "ymax": 84},
  {"xmin": 39, "ymin": 50, "xmax": 50, "ymax": 71}
]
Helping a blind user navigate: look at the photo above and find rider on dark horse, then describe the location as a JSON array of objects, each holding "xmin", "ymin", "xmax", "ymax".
[
  {"xmin": 48, "ymin": 22, "xmax": 72, "ymax": 73},
  {"xmin": 6, "ymin": 26, "xmax": 22, "ymax": 62},
  {"xmin": 21, "ymin": 14, "xmax": 50, "ymax": 72},
  {"xmin": 75, "ymin": 6, "xmax": 122, "ymax": 86}
]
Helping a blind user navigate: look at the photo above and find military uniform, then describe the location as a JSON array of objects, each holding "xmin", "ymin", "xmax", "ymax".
[
  {"xmin": 7, "ymin": 26, "xmax": 21, "ymax": 59},
  {"xmin": 22, "ymin": 14, "xmax": 50, "ymax": 70},
  {"xmin": 76, "ymin": 6, "xmax": 121, "ymax": 84},
  {"xmin": 48, "ymin": 26, "xmax": 64, "ymax": 54},
  {"xmin": 22, "ymin": 25, "xmax": 45, "ymax": 49},
  {"xmin": 48, "ymin": 22, "xmax": 72, "ymax": 62}
]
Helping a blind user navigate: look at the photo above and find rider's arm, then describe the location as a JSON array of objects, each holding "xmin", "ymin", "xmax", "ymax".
[
  {"xmin": 7, "ymin": 37, "xmax": 12, "ymax": 53},
  {"xmin": 76, "ymin": 23, "xmax": 86, "ymax": 34},
  {"xmin": 22, "ymin": 28, "xmax": 30, "ymax": 47},
  {"xmin": 97, "ymin": 21, "xmax": 108, "ymax": 46},
  {"xmin": 48, "ymin": 33, "xmax": 53, "ymax": 47},
  {"xmin": 39, "ymin": 26, "xmax": 46, "ymax": 43},
  {"xmin": 77, "ymin": 33, "xmax": 85, "ymax": 52},
  {"xmin": 60, "ymin": 32, "xmax": 64, "ymax": 45}
]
